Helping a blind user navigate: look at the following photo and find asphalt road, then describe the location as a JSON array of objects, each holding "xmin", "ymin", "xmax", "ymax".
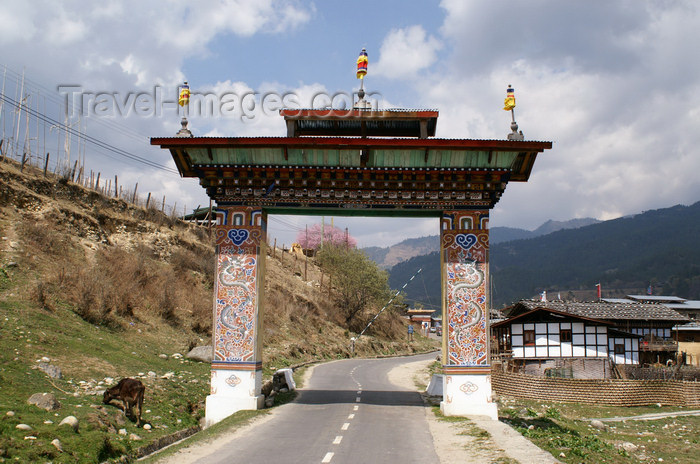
[{"xmin": 192, "ymin": 352, "xmax": 439, "ymax": 464}]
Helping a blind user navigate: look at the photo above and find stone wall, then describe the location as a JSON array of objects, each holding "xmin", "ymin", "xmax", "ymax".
[
  {"xmin": 492, "ymin": 371, "xmax": 700, "ymax": 407},
  {"xmin": 516, "ymin": 357, "xmax": 611, "ymax": 379}
]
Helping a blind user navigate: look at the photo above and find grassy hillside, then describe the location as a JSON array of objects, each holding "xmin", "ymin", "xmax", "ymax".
[{"xmin": 0, "ymin": 159, "xmax": 436, "ymax": 463}]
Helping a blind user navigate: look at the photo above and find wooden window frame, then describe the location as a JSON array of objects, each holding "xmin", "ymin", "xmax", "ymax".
[
  {"xmin": 523, "ymin": 330, "xmax": 535, "ymax": 346},
  {"xmin": 614, "ymin": 344, "xmax": 625, "ymax": 355},
  {"xmin": 560, "ymin": 329, "xmax": 572, "ymax": 343}
]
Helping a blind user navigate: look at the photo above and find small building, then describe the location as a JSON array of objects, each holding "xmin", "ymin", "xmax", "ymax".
[
  {"xmin": 492, "ymin": 305, "xmax": 641, "ymax": 378},
  {"xmin": 493, "ymin": 300, "xmax": 689, "ymax": 377},
  {"xmin": 673, "ymin": 322, "xmax": 700, "ymax": 366},
  {"xmin": 406, "ymin": 308, "xmax": 434, "ymax": 335}
]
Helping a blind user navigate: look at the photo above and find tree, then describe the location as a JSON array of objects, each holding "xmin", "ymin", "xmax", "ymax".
[
  {"xmin": 296, "ymin": 222, "xmax": 357, "ymax": 250},
  {"xmin": 317, "ymin": 244, "xmax": 392, "ymax": 331}
]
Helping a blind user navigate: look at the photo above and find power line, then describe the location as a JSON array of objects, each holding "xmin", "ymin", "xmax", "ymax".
[
  {"xmin": 0, "ymin": 92, "xmax": 178, "ymax": 174},
  {"xmin": 0, "ymin": 65, "xmax": 151, "ymax": 145},
  {"xmin": 357, "ymin": 267, "xmax": 423, "ymax": 338}
]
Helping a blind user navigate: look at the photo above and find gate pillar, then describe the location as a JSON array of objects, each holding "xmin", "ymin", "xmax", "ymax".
[
  {"xmin": 205, "ymin": 206, "xmax": 266, "ymax": 426},
  {"xmin": 440, "ymin": 210, "xmax": 498, "ymax": 419}
]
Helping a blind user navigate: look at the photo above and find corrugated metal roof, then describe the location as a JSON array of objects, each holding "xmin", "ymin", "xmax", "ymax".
[
  {"xmin": 627, "ymin": 295, "xmax": 686, "ymax": 303},
  {"xmin": 674, "ymin": 322, "xmax": 700, "ymax": 331},
  {"xmin": 666, "ymin": 301, "xmax": 700, "ymax": 310},
  {"xmin": 601, "ymin": 298, "xmax": 635, "ymax": 304}
]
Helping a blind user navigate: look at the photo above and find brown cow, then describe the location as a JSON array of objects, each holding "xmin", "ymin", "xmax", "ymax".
[{"xmin": 103, "ymin": 378, "xmax": 145, "ymax": 426}]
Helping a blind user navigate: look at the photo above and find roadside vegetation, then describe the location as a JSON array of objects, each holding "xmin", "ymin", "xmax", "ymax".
[
  {"xmin": 0, "ymin": 160, "xmax": 438, "ymax": 462},
  {"xmin": 498, "ymin": 397, "xmax": 699, "ymax": 463}
]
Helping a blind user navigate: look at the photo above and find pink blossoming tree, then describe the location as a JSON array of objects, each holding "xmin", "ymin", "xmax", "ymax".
[{"xmin": 295, "ymin": 223, "xmax": 357, "ymax": 250}]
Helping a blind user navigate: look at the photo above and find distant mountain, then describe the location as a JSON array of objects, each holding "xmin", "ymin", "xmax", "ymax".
[
  {"xmin": 388, "ymin": 203, "xmax": 700, "ymax": 309},
  {"xmin": 363, "ymin": 235, "xmax": 439, "ymax": 269},
  {"xmin": 365, "ymin": 217, "xmax": 598, "ymax": 269},
  {"xmin": 533, "ymin": 218, "xmax": 600, "ymax": 236}
]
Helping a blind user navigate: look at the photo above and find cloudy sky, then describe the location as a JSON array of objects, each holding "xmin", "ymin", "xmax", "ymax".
[{"xmin": 1, "ymin": 1, "xmax": 698, "ymax": 248}]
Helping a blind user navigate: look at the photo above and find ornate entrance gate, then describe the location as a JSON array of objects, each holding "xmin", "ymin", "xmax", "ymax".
[{"xmin": 152, "ymin": 108, "xmax": 551, "ymax": 425}]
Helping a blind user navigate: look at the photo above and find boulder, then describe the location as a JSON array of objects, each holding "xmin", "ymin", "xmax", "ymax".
[
  {"xmin": 27, "ymin": 392, "xmax": 60, "ymax": 411},
  {"xmin": 426, "ymin": 374, "xmax": 443, "ymax": 396},
  {"xmin": 590, "ymin": 419, "xmax": 607, "ymax": 430},
  {"xmin": 261, "ymin": 380, "xmax": 274, "ymax": 397},
  {"xmin": 37, "ymin": 362, "xmax": 62, "ymax": 379},
  {"xmin": 186, "ymin": 346, "xmax": 213, "ymax": 363},
  {"xmin": 621, "ymin": 442, "xmax": 638, "ymax": 452},
  {"xmin": 59, "ymin": 416, "xmax": 79, "ymax": 433}
]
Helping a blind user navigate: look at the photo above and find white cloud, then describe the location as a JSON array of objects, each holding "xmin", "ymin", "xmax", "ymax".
[
  {"xmin": 373, "ymin": 25, "xmax": 442, "ymax": 79},
  {"xmin": 423, "ymin": 0, "xmax": 700, "ymax": 231}
]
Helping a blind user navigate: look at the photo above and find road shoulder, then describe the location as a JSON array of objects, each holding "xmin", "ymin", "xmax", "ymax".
[{"xmin": 386, "ymin": 357, "xmax": 562, "ymax": 464}]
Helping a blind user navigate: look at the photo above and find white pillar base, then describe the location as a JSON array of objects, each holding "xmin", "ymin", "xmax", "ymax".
[
  {"xmin": 440, "ymin": 371, "xmax": 498, "ymax": 420},
  {"xmin": 205, "ymin": 394, "xmax": 264, "ymax": 427},
  {"xmin": 204, "ymin": 368, "xmax": 263, "ymax": 427}
]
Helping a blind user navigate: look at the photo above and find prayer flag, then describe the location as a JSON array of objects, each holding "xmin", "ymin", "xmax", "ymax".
[
  {"xmin": 540, "ymin": 290, "xmax": 547, "ymax": 302},
  {"xmin": 356, "ymin": 48, "xmax": 368, "ymax": 79},
  {"xmin": 178, "ymin": 82, "xmax": 190, "ymax": 107},
  {"xmin": 503, "ymin": 85, "xmax": 515, "ymax": 111}
]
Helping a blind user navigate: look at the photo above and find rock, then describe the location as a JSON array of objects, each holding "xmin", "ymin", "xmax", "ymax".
[
  {"xmin": 159, "ymin": 354, "xmax": 168, "ymax": 359},
  {"xmin": 129, "ymin": 433, "xmax": 142, "ymax": 441},
  {"xmin": 621, "ymin": 442, "xmax": 638, "ymax": 452},
  {"xmin": 262, "ymin": 380, "xmax": 274, "ymax": 397},
  {"xmin": 16, "ymin": 424, "xmax": 32, "ymax": 431},
  {"xmin": 590, "ymin": 419, "xmax": 607, "ymax": 430},
  {"xmin": 104, "ymin": 377, "xmax": 114, "ymax": 384},
  {"xmin": 161, "ymin": 372, "xmax": 175, "ymax": 379},
  {"xmin": 27, "ymin": 392, "xmax": 61, "ymax": 411},
  {"xmin": 43, "ymin": 420, "xmax": 53, "ymax": 424},
  {"xmin": 559, "ymin": 452, "xmax": 566, "ymax": 458},
  {"xmin": 40, "ymin": 356, "xmax": 50, "ymax": 363},
  {"xmin": 186, "ymin": 345, "xmax": 213, "ymax": 363},
  {"xmin": 59, "ymin": 416, "xmax": 79, "ymax": 432},
  {"xmin": 147, "ymin": 371, "xmax": 157, "ymax": 378},
  {"xmin": 264, "ymin": 396, "xmax": 274, "ymax": 408},
  {"xmin": 51, "ymin": 439, "xmax": 62, "ymax": 452},
  {"xmin": 119, "ymin": 428, "xmax": 127, "ymax": 436},
  {"xmin": 172, "ymin": 353, "xmax": 183, "ymax": 359},
  {"xmin": 143, "ymin": 423, "xmax": 152, "ymax": 430},
  {"xmin": 528, "ymin": 424, "xmax": 535, "ymax": 430},
  {"xmin": 6, "ymin": 411, "xmax": 14, "ymax": 417},
  {"xmin": 37, "ymin": 362, "xmax": 62, "ymax": 379}
]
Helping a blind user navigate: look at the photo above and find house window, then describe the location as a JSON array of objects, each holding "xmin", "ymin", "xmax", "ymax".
[
  {"xmin": 614, "ymin": 344, "xmax": 625, "ymax": 355},
  {"xmin": 560, "ymin": 329, "xmax": 572, "ymax": 343},
  {"xmin": 523, "ymin": 330, "xmax": 535, "ymax": 346}
]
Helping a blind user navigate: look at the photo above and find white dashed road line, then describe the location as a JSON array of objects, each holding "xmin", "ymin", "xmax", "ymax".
[
  {"xmin": 333, "ymin": 436, "xmax": 343, "ymax": 445},
  {"xmin": 322, "ymin": 452, "xmax": 334, "ymax": 463},
  {"xmin": 341, "ymin": 422, "xmax": 350, "ymax": 431}
]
